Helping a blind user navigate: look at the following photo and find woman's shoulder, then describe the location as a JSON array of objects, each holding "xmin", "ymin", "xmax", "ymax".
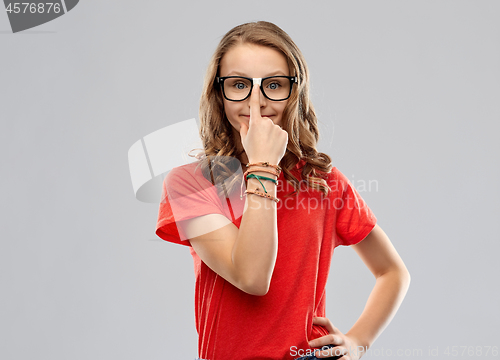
[
  {"xmin": 301, "ymin": 158, "xmax": 351, "ymax": 194},
  {"xmin": 164, "ymin": 161, "xmax": 210, "ymax": 192},
  {"xmin": 167, "ymin": 161, "xmax": 200, "ymax": 177},
  {"xmin": 327, "ymin": 166, "xmax": 342, "ymax": 179}
]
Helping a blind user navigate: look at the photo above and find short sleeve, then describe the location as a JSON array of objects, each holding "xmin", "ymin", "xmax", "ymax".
[
  {"xmin": 332, "ymin": 168, "xmax": 377, "ymax": 247},
  {"xmin": 155, "ymin": 165, "xmax": 227, "ymax": 246}
]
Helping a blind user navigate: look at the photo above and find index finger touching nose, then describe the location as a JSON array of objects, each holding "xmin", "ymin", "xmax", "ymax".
[{"xmin": 249, "ymin": 84, "xmax": 261, "ymax": 120}]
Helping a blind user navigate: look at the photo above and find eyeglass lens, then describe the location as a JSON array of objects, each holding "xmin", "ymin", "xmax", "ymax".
[{"xmin": 223, "ymin": 77, "xmax": 291, "ymax": 101}]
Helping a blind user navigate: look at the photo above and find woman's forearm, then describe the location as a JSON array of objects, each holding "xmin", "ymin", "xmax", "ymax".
[
  {"xmin": 231, "ymin": 171, "xmax": 279, "ymax": 295},
  {"xmin": 345, "ymin": 268, "xmax": 411, "ymax": 354}
]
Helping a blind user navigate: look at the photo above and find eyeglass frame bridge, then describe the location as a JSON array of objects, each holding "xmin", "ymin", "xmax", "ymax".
[{"xmin": 216, "ymin": 75, "xmax": 298, "ymax": 102}]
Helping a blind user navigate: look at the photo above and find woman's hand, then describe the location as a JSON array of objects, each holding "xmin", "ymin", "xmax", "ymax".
[
  {"xmin": 239, "ymin": 84, "xmax": 288, "ymax": 165},
  {"xmin": 308, "ymin": 317, "xmax": 364, "ymax": 360}
]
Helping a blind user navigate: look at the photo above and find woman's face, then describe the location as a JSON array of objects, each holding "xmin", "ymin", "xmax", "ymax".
[{"xmin": 219, "ymin": 43, "xmax": 290, "ymax": 132}]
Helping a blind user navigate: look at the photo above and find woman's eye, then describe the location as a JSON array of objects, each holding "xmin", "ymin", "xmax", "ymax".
[
  {"xmin": 234, "ymin": 82, "xmax": 247, "ymax": 90},
  {"xmin": 267, "ymin": 82, "xmax": 280, "ymax": 90}
]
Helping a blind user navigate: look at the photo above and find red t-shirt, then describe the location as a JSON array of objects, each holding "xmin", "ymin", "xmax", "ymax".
[{"xmin": 156, "ymin": 159, "xmax": 377, "ymax": 360}]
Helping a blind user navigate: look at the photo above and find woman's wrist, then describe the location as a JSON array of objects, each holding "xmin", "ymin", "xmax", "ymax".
[
  {"xmin": 247, "ymin": 159, "xmax": 281, "ymax": 167},
  {"xmin": 344, "ymin": 331, "xmax": 369, "ymax": 357}
]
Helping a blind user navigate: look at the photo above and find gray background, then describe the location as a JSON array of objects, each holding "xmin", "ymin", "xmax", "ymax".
[{"xmin": 1, "ymin": 1, "xmax": 499, "ymax": 359}]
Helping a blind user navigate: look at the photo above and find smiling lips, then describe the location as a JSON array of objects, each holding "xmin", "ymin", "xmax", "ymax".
[{"xmin": 242, "ymin": 115, "xmax": 273, "ymax": 117}]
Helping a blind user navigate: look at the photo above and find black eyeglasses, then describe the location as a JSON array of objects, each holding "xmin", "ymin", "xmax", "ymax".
[{"xmin": 216, "ymin": 76, "xmax": 297, "ymax": 101}]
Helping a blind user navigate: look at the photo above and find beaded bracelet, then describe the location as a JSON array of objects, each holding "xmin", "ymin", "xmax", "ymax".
[
  {"xmin": 244, "ymin": 189, "xmax": 280, "ymax": 203},
  {"xmin": 246, "ymin": 161, "xmax": 282, "ymax": 173}
]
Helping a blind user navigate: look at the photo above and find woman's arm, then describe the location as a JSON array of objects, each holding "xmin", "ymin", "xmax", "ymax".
[
  {"xmin": 346, "ymin": 224, "xmax": 411, "ymax": 352},
  {"xmin": 309, "ymin": 224, "xmax": 410, "ymax": 359},
  {"xmin": 184, "ymin": 171, "xmax": 279, "ymax": 296}
]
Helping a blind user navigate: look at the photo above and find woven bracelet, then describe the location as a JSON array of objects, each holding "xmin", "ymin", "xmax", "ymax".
[
  {"xmin": 244, "ymin": 189, "xmax": 280, "ymax": 203},
  {"xmin": 246, "ymin": 174, "xmax": 278, "ymax": 183},
  {"xmin": 246, "ymin": 164, "xmax": 281, "ymax": 176}
]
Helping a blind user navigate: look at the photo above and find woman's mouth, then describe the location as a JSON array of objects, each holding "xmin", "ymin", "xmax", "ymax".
[{"xmin": 241, "ymin": 115, "xmax": 274, "ymax": 117}]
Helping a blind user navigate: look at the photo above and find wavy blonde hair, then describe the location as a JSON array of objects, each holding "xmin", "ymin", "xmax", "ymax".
[{"xmin": 197, "ymin": 21, "xmax": 332, "ymax": 198}]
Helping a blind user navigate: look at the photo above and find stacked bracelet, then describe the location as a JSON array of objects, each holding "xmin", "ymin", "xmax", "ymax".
[{"xmin": 240, "ymin": 162, "xmax": 279, "ymax": 201}]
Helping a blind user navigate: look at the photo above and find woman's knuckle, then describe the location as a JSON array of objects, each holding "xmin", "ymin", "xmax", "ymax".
[{"xmin": 333, "ymin": 346, "xmax": 345, "ymax": 356}]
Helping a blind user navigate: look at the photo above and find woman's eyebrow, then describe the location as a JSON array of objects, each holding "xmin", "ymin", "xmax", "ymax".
[
  {"xmin": 224, "ymin": 71, "xmax": 288, "ymax": 77},
  {"xmin": 225, "ymin": 71, "xmax": 247, "ymax": 76},
  {"xmin": 263, "ymin": 71, "xmax": 288, "ymax": 77}
]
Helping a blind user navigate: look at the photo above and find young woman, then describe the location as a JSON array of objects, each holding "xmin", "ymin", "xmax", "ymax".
[{"xmin": 156, "ymin": 21, "xmax": 410, "ymax": 360}]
